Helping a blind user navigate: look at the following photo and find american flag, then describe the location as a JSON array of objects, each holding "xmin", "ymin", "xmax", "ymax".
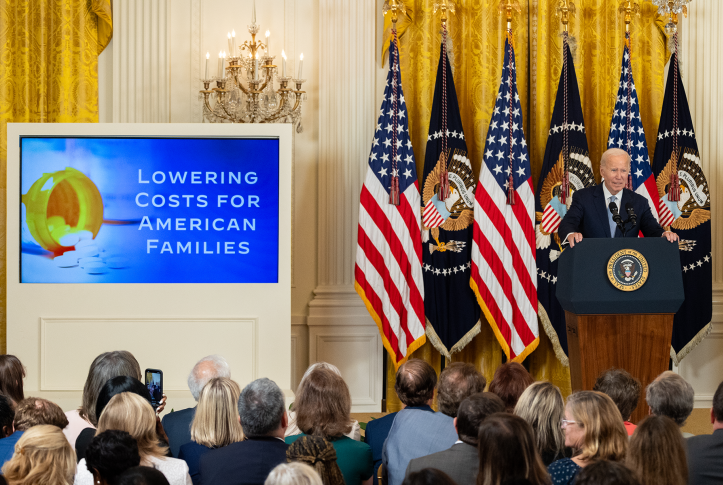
[
  {"xmin": 470, "ymin": 37, "xmax": 538, "ymax": 362},
  {"xmin": 354, "ymin": 38, "xmax": 425, "ymax": 369},
  {"xmin": 607, "ymin": 34, "xmax": 675, "ymax": 227}
]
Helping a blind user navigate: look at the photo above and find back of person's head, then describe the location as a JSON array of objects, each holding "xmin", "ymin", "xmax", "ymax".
[
  {"xmin": 239, "ymin": 378, "xmax": 285, "ymax": 438},
  {"xmin": 476, "ymin": 414, "xmax": 550, "ymax": 485},
  {"xmin": 394, "ymin": 359, "xmax": 437, "ymax": 407},
  {"xmin": 566, "ymin": 391, "xmax": 627, "ymax": 462},
  {"xmin": 13, "ymin": 397, "xmax": 68, "ymax": 431},
  {"xmin": 80, "ymin": 351, "xmax": 141, "ymax": 426},
  {"xmin": 713, "ymin": 380, "xmax": 723, "ymax": 423},
  {"xmin": 488, "ymin": 362, "xmax": 535, "ymax": 413},
  {"xmin": 625, "ymin": 415, "xmax": 687, "ymax": 485},
  {"xmin": 95, "ymin": 376, "xmax": 152, "ymax": 423},
  {"xmin": 265, "ymin": 463, "xmax": 323, "ymax": 485},
  {"xmin": 0, "ymin": 395, "xmax": 15, "ymax": 437},
  {"xmin": 437, "ymin": 362, "xmax": 487, "ymax": 418},
  {"xmin": 97, "ymin": 392, "xmax": 167, "ymax": 461},
  {"xmin": 575, "ymin": 461, "xmax": 640, "ymax": 485},
  {"xmin": 85, "ymin": 430, "xmax": 141, "ymax": 485},
  {"xmin": 514, "ymin": 382, "xmax": 566, "ymax": 458},
  {"xmin": 0, "ymin": 424, "xmax": 75, "ymax": 485},
  {"xmin": 456, "ymin": 392, "xmax": 505, "ymax": 445},
  {"xmin": 298, "ymin": 362, "xmax": 342, "ymax": 388},
  {"xmin": 191, "ymin": 377, "xmax": 244, "ymax": 448},
  {"xmin": 294, "ymin": 367, "xmax": 352, "ymax": 439},
  {"xmin": 645, "ymin": 371, "xmax": 694, "ymax": 426},
  {"xmin": 0, "ymin": 355, "xmax": 26, "ymax": 405},
  {"xmin": 187, "ymin": 355, "xmax": 231, "ymax": 401},
  {"xmin": 593, "ymin": 368, "xmax": 642, "ymax": 422},
  {"xmin": 116, "ymin": 466, "xmax": 170, "ymax": 485},
  {"xmin": 286, "ymin": 435, "xmax": 344, "ymax": 485},
  {"xmin": 402, "ymin": 468, "xmax": 457, "ymax": 485}
]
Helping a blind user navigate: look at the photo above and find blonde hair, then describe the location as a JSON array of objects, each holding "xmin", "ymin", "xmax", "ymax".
[
  {"xmin": 191, "ymin": 377, "xmax": 244, "ymax": 448},
  {"xmin": 567, "ymin": 391, "xmax": 628, "ymax": 462},
  {"xmin": 97, "ymin": 392, "xmax": 168, "ymax": 462},
  {"xmin": 265, "ymin": 463, "xmax": 323, "ymax": 485},
  {"xmin": 1, "ymin": 425, "xmax": 76, "ymax": 485},
  {"xmin": 514, "ymin": 382, "xmax": 566, "ymax": 458}
]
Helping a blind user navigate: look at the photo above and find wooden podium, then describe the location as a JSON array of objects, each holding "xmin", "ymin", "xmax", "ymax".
[{"xmin": 557, "ymin": 239, "xmax": 684, "ymax": 424}]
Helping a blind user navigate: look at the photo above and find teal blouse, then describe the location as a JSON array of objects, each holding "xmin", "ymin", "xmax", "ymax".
[{"xmin": 285, "ymin": 434, "xmax": 374, "ymax": 485}]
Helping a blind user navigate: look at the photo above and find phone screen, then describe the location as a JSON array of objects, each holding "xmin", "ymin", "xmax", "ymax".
[{"xmin": 144, "ymin": 369, "xmax": 163, "ymax": 410}]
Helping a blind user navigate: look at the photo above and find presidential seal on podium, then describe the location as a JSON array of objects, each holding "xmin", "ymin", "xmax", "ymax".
[{"xmin": 607, "ymin": 249, "xmax": 649, "ymax": 291}]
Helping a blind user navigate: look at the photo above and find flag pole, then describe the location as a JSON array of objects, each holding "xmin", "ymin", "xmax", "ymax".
[
  {"xmin": 433, "ymin": 0, "xmax": 456, "ymax": 201},
  {"xmin": 499, "ymin": 0, "xmax": 521, "ymax": 205},
  {"xmin": 667, "ymin": 10, "xmax": 682, "ymax": 202},
  {"xmin": 556, "ymin": 0, "xmax": 576, "ymax": 204},
  {"xmin": 619, "ymin": 0, "xmax": 640, "ymax": 190}
]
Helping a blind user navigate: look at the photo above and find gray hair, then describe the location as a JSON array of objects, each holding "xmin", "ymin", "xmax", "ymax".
[
  {"xmin": 264, "ymin": 463, "xmax": 323, "ymax": 485},
  {"xmin": 239, "ymin": 378, "xmax": 285, "ymax": 437},
  {"xmin": 645, "ymin": 371, "xmax": 694, "ymax": 426},
  {"xmin": 600, "ymin": 148, "xmax": 631, "ymax": 170},
  {"xmin": 79, "ymin": 351, "xmax": 141, "ymax": 426},
  {"xmin": 187, "ymin": 355, "xmax": 231, "ymax": 401},
  {"xmin": 298, "ymin": 362, "xmax": 341, "ymax": 391}
]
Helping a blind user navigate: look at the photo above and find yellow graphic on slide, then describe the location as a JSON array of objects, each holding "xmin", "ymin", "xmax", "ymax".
[{"xmin": 22, "ymin": 168, "xmax": 104, "ymax": 253}]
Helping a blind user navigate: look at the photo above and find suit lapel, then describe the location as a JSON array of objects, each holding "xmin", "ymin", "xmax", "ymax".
[{"xmin": 594, "ymin": 185, "xmax": 612, "ymax": 237}]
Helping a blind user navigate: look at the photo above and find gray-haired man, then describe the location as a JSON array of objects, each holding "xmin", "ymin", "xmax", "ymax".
[
  {"xmin": 646, "ymin": 370, "xmax": 695, "ymax": 438},
  {"xmin": 162, "ymin": 355, "xmax": 231, "ymax": 457}
]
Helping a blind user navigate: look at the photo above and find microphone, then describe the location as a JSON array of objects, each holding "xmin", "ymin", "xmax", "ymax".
[
  {"xmin": 609, "ymin": 202, "xmax": 624, "ymax": 235},
  {"xmin": 625, "ymin": 202, "xmax": 637, "ymax": 227}
]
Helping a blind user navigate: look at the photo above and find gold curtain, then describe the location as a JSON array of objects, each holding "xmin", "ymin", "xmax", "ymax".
[
  {"xmin": 383, "ymin": 0, "xmax": 668, "ymax": 412},
  {"xmin": 0, "ymin": 0, "xmax": 112, "ymax": 352}
]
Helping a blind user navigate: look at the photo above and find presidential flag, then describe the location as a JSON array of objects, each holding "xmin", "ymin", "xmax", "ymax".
[
  {"xmin": 420, "ymin": 36, "xmax": 480, "ymax": 358},
  {"xmin": 652, "ymin": 42, "xmax": 712, "ymax": 364},
  {"xmin": 535, "ymin": 39, "xmax": 595, "ymax": 365},
  {"xmin": 355, "ymin": 37, "xmax": 425, "ymax": 369},
  {"xmin": 471, "ymin": 37, "xmax": 538, "ymax": 362},
  {"xmin": 607, "ymin": 33, "xmax": 675, "ymax": 227}
]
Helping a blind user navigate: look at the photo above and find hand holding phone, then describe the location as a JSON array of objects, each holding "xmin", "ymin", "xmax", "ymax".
[{"xmin": 144, "ymin": 368, "xmax": 163, "ymax": 411}]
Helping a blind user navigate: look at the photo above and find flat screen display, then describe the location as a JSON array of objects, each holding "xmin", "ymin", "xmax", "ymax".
[{"xmin": 20, "ymin": 137, "xmax": 279, "ymax": 283}]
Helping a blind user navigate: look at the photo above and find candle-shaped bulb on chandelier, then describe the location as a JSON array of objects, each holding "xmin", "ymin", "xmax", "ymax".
[
  {"xmin": 281, "ymin": 50, "xmax": 287, "ymax": 77},
  {"xmin": 298, "ymin": 53, "xmax": 304, "ymax": 79}
]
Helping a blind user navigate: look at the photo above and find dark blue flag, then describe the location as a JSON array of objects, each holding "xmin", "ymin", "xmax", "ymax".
[
  {"xmin": 420, "ymin": 40, "xmax": 480, "ymax": 358},
  {"xmin": 535, "ymin": 41, "xmax": 596, "ymax": 364},
  {"xmin": 652, "ymin": 47, "xmax": 712, "ymax": 365}
]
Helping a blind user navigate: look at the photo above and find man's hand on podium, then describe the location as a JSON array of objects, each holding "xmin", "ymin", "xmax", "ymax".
[
  {"xmin": 567, "ymin": 232, "xmax": 583, "ymax": 247},
  {"xmin": 662, "ymin": 231, "xmax": 679, "ymax": 243}
]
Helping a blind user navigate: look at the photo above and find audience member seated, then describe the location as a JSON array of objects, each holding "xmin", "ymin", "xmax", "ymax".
[
  {"xmin": 405, "ymin": 392, "xmax": 504, "ymax": 485},
  {"xmin": 0, "ymin": 396, "xmax": 14, "ymax": 438},
  {"xmin": 199, "ymin": 378, "xmax": 288, "ymax": 485},
  {"xmin": 0, "ymin": 397, "xmax": 69, "ymax": 468},
  {"xmin": 625, "ymin": 415, "xmax": 687, "ymax": 485},
  {"xmin": 178, "ymin": 377, "xmax": 244, "ymax": 485},
  {"xmin": 685, "ymin": 379, "xmax": 723, "ymax": 485},
  {"xmin": 287, "ymin": 363, "xmax": 361, "ymax": 441},
  {"xmin": 75, "ymin": 393, "xmax": 192, "ymax": 485},
  {"xmin": 548, "ymin": 391, "xmax": 627, "ymax": 485},
  {"xmin": 645, "ymin": 371, "xmax": 695, "ymax": 438},
  {"xmin": 1, "ymin": 424, "xmax": 75, "ymax": 485},
  {"xmin": 574, "ymin": 461, "xmax": 640, "ymax": 485},
  {"xmin": 65, "ymin": 351, "xmax": 142, "ymax": 447},
  {"xmin": 593, "ymin": 368, "xmax": 642, "ymax": 436},
  {"xmin": 285, "ymin": 367, "xmax": 372, "ymax": 485},
  {"xmin": 76, "ymin": 375, "xmax": 154, "ymax": 461},
  {"xmin": 117, "ymin": 467, "xmax": 172, "ymax": 485},
  {"xmin": 0, "ymin": 355, "xmax": 25, "ymax": 408},
  {"xmin": 402, "ymin": 469, "xmax": 457, "ymax": 485},
  {"xmin": 476, "ymin": 413, "xmax": 551, "ymax": 485},
  {"xmin": 365, "ymin": 359, "xmax": 436, "ymax": 485},
  {"xmin": 383, "ymin": 362, "xmax": 485, "ymax": 485},
  {"xmin": 488, "ymin": 362, "xmax": 535, "ymax": 413},
  {"xmin": 286, "ymin": 435, "xmax": 345, "ymax": 485},
  {"xmin": 515, "ymin": 382, "xmax": 571, "ymax": 466},
  {"xmin": 164, "ymin": 355, "xmax": 231, "ymax": 457},
  {"xmin": 85, "ymin": 429, "xmax": 142, "ymax": 485},
  {"xmin": 265, "ymin": 463, "xmax": 324, "ymax": 485}
]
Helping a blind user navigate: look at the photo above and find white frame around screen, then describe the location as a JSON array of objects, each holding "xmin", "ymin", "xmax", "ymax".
[{"xmin": 6, "ymin": 123, "xmax": 293, "ymax": 412}]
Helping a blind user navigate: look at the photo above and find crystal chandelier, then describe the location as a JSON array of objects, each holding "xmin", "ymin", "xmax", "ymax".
[
  {"xmin": 651, "ymin": 0, "xmax": 692, "ymax": 34},
  {"xmin": 199, "ymin": 5, "xmax": 307, "ymax": 132}
]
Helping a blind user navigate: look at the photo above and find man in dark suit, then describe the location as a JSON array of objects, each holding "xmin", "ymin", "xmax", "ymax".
[
  {"xmin": 687, "ymin": 380, "xmax": 723, "ymax": 485},
  {"xmin": 199, "ymin": 377, "xmax": 288, "ymax": 485},
  {"xmin": 162, "ymin": 355, "xmax": 231, "ymax": 457},
  {"xmin": 404, "ymin": 392, "xmax": 505, "ymax": 485},
  {"xmin": 558, "ymin": 148, "xmax": 678, "ymax": 246}
]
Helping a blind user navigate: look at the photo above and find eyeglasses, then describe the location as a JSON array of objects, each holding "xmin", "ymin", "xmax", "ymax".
[{"xmin": 561, "ymin": 419, "xmax": 577, "ymax": 429}]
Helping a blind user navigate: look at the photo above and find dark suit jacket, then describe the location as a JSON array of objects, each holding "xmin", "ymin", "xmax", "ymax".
[
  {"xmin": 199, "ymin": 436, "xmax": 288, "ymax": 485},
  {"xmin": 405, "ymin": 442, "xmax": 478, "ymax": 485},
  {"xmin": 178, "ymin": 441, "xmax": 212, "ymax": 485},
  {"xmin": 162, "ymin": 406, "xmax": 196, "ymax": 458},
  {"xmin": 364, "ymin": 411, "xmax": 397, "ymax": 485},
  {"xmin": 558, "ymin": 185, "xmax": 664, "ymax": 240},
  {"xmin": 687, "ymin": 428, "xmax": 723, "ymax": 485}
]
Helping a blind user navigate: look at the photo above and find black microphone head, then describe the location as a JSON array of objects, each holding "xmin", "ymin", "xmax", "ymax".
[
  {"xmin": 625, "ymin": 202, "xmax": 634, "ymax": 213},
  {"xmin": 608, "ymin": 202, "xmax": 619, "ymax": 214}
]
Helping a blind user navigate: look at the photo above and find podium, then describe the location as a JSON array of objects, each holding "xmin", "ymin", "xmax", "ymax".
[{"xmin": 556, "ymin": 238, "xmax": 684, "ymax": 423}]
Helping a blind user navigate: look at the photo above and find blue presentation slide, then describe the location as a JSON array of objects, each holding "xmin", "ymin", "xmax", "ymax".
[{"xmin": 20, "ymin": 137, "xmax": 279, "ymax": 283}]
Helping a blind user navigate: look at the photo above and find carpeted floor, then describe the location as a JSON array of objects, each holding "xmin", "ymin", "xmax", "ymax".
[{"xmin": 351, "ymin": 407, "xmax": 714, "ymax": 437}]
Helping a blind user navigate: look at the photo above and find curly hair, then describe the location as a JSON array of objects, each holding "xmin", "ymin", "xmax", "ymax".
[
  {"xmin": 286, "ymin": 435, "xmax": 345, "ymax": 485},
  {"xmin": 85, "ymin": 430, "xmax": 141, "ymax": 485},
  {"xmin": 13, "ymin": 398, "xmax": 69, "ymax": 431},
  {"xmin": 1, "ymin": 425, "xmax": 75, "ymax": 485},
  {"xmin": 437, "ymin": 363, "xmax": 486, "ymax": 418}
]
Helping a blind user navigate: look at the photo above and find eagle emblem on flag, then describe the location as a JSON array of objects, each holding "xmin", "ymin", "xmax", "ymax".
[{"xmin": 655, "ymin": 148, "xmax": 711, "ymax": 231}]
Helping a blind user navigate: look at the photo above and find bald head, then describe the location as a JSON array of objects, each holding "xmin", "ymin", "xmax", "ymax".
[{"xmin": 187, "ymin": 355, "xmax": 231, "ymax": 401}]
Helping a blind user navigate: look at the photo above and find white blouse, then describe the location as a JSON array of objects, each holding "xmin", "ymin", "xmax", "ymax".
[{"xmin": 75, "ymin": 455, "xmax": 192, "ymax": 485}]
